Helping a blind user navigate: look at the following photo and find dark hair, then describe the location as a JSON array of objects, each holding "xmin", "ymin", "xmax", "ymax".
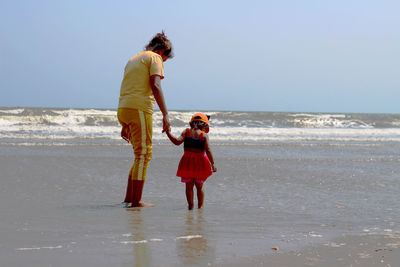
[
  {"xmin": 190, "ymin": 120, "xmax": 207, "ymax": 130},
  {"xmin": 145, "ymin": 31, "xmax": 174, "ymax": 59}
]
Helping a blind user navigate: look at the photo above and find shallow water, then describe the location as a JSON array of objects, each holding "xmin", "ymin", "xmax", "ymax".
[{"xmin": 1, "ymin": 142, "xmax": 399, "ymax": 266}]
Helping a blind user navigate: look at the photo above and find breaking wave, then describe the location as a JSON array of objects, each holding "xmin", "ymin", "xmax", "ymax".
[{"xmin": 1, "ymin": 107, "xmax": 400, "ymax": 144}]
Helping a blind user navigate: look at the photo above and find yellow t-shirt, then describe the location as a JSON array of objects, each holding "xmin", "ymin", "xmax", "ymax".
[{"xmin": 118, "ymin": 51, "xmax": 164, "ymax": 114}]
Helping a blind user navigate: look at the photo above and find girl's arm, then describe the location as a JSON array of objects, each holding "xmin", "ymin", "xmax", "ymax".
[
  {"xmin": 204, "ymin": 134, "xmax": 217, "ymax": 172},
  {"xmin": 166, "ymin": 129, "xmax": 185, "ymax": 146}
]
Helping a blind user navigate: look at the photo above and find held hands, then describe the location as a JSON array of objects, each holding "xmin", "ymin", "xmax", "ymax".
[{"xmin": 162, "ymin": 113, "xmax": 171, "ymax": 133}]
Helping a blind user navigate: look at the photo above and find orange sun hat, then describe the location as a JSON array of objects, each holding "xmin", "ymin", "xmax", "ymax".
[{"xmin": 190, "ymin": 113, "xmax": 210, "ymax": 133}]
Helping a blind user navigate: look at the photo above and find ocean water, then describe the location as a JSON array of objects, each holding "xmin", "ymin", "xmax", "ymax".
[
  {"xmin": 1, "ymin": 107, "xmax": 400, "ymax": 145},
  {"xmin": 1, "ymin": 107, "xmax": 400, "ymax": 266}
]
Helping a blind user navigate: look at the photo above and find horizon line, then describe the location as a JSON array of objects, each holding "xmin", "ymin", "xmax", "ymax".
[{"xmin": 0, "ymin": 105, "xmax": 399, "ymax": 115}]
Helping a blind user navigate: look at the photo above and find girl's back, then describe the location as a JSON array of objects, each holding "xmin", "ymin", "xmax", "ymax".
[
  {"xmin": 188, "ymin": 128, "xmax": 202, "ymax": 138},
  {"xmin": 184, "ymin": 128, "xmax": 205, "ymax": 152}
]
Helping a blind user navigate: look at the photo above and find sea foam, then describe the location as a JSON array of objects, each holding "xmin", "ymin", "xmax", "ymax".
[{"xmin": 1, "ymin": 108, "xmax": 400, "ymax": 144}]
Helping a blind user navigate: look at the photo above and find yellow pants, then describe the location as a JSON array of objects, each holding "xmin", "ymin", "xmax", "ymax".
[{"xmin": 118, "ymin": 108, "xmax": 152, "ymax": 181}]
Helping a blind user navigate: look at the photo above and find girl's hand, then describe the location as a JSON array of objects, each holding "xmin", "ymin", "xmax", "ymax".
[{"xmin": 212, "ymin": 164, "xmax": 217, "ymax": 172}]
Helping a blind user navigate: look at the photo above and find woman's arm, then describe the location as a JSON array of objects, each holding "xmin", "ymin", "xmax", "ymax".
[
  {"xmin": 166, "ymin": 129, "xmax": 185, "ymax": 146},
  {"xmin": 150, "ymin": 74, "xmax": 170, "ymax": 133},
  {"xmin": 204, "ymin": 134, "xmax": 217, "ymax": 172}
]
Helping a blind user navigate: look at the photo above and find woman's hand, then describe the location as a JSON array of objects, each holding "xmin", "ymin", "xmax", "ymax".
[
  {"xmin": 162, "ymin": 113, "xmax": 171, "ymax": 133},
  {"xmin": 121, "ymin": 126, "xmax": 130, "ymax": 143}
]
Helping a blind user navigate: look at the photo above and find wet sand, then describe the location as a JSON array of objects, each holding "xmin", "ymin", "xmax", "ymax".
[
  {"xmin": 215, "ymin": 233, "xmax": 400, "ymax": 267},
  {"xmin": 1, "ymin": 142, "xmax": 399, "ymax": 266}
]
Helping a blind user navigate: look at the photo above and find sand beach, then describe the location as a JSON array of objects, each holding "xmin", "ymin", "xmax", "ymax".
[{"xmin": 1, "ymin": 141, "xmax": 400, "ymax": 266}]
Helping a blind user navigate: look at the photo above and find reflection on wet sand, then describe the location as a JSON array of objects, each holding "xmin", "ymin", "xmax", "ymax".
[
  {"xmin": 128, "ymin": 210, "xmax": 150, "ymax": 267},
  {"xmin": 176, "ymin": 210, "xmax": 216, "ymax": 266}
]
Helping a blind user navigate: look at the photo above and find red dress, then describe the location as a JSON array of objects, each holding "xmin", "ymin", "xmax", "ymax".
[{"xmin": 177, "ymin": 129, "xmax": 212, "ymax": 183}]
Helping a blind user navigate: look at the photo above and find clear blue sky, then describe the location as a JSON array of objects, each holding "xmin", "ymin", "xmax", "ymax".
[{"xmin": 1, "ymin": 0, "xmax": 399, "ymax": 113}]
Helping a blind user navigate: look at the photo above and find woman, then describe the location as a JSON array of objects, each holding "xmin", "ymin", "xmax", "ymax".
[{"xmin": 118, "ymin": 31, "xmax": 173, "ymax": 207}]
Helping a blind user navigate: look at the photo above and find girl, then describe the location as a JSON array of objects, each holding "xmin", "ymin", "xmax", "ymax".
[{"xmin": 166, "ymin": 113, "xmax": 217, "ymax": 210}]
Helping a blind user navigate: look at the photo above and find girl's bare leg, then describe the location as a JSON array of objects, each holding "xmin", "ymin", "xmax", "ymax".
[
  {"xmin": 195, "ymin": 182, "xmax": 204, "ymax": 209},
  {"xmin": 185, "ymin": 180, "xmax": 195, "ymax": 210}
]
